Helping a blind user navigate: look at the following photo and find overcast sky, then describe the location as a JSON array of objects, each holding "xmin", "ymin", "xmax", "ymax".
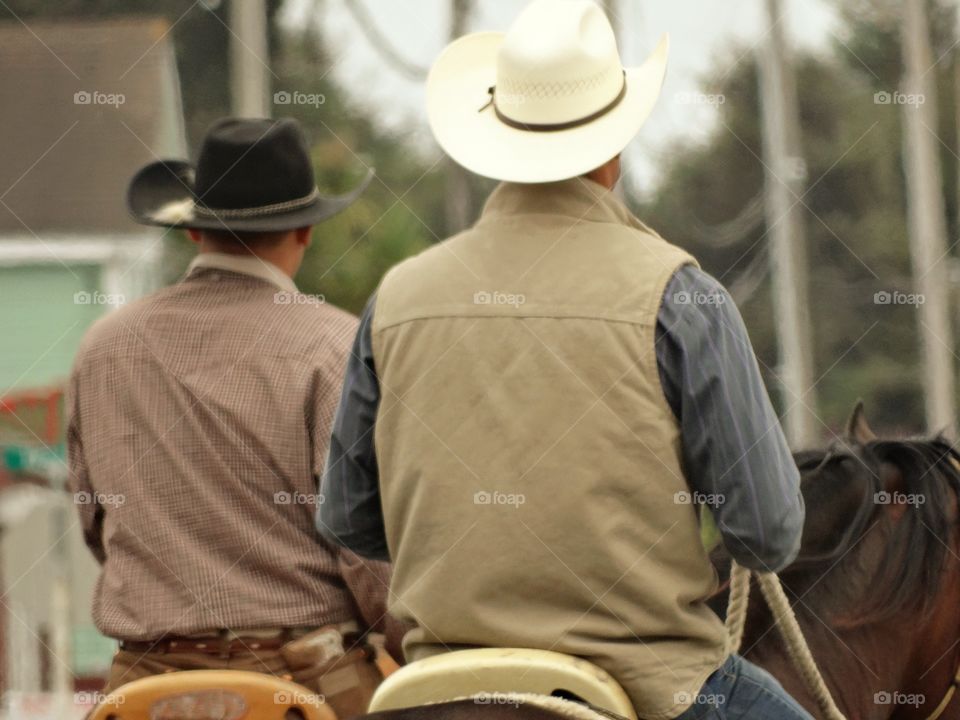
[{"xmin": 280, "ymin": 0, "xmax": 839, "ymax": 189}]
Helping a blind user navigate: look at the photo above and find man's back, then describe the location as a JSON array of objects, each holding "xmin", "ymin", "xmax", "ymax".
[
  {"xmin": 367, "ymin": 180, "xmax": 727, "ymax": 718},
  {"xmin": 69, "ymin": 266, "xmax": 357, "ymax": 639},
  {"xmin": 323, "ymin": 2, "xmax": 810, "ymax": 715}
]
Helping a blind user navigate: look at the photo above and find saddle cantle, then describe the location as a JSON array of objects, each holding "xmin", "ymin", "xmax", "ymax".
[
  {"xmin": 89, "ymin": 669, "xmax": 336, "ymax": 720},
  {"xmin": 368, "ymin": 648, "xmax": 637, "ymax": 719}
]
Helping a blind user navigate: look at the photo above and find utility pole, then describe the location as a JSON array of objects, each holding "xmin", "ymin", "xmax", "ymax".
[
  {"xmin": 757, "ymin": 0, "xmax": 818, "ymax": 448},
  {"xmin": 444, "ymin": 0, "xmax": 473, "ymax": 233},
  {"xmin": 602, "ymin": 0, "xmax": 627, "ymax": 199},
  {"xmin": 230, "ymin": 0, "xmax": 270, "ymax": 117},
  {"xmin": 955, "ymin": 17, "xmax": 960, "ymax": 235},
  {"xmin": 901, "ymin": 0, "xmax": 957, "ymax": 436}
]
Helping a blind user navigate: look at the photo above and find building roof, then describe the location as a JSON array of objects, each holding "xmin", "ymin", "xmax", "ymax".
[{"xmin": 0, "ymin": 17, "xmax": 186, "ymax": 235}]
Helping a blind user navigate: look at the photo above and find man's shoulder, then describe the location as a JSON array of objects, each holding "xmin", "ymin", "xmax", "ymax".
[
  {"xmin": 280, "ymin": 296, "xmax": 359, "ymax": 347},
  {"xmin": 75, "ymin": 282, "xmax": 358, "ymax": 363},
  {"xmin": 661, "ymin": 265, "xmax": 738, "ymax": 311},
  {"xmin": 383, "ymin": 231, "xmax": 468, "ymax": 277},
  {"xmin": 611, "ymin": 220, "xmax": 698, "ymax": 266},
  {"xmin": 75, "ymin": 288, "xmax": 170, "ymax": 353},
  {"xmin": 374, "ymin": 232, "xmax": 471, "ymax": 304}
]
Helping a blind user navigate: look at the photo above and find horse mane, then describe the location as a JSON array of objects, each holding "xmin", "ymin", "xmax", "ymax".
[{"xmin": 787, "ymin": 435, "xmax": 960, "ymax": 627}]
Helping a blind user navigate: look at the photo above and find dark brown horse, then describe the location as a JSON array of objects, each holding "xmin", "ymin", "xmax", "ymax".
[
  {"xmin": 361, "ymin": 406, "xmax": 960, "ymax": 720},
  {"xmin": 731, "ymin": 407, "xmax": 960, "ymax": 719}
]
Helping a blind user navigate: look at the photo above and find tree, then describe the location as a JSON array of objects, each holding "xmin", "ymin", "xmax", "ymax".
[{"xmin": 638, "ymin": 1, "xmax": 959, "ymax": 434}]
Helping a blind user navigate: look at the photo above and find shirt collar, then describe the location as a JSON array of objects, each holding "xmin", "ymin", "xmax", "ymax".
[{"xmin": 186, "ymin": 252, "xmax": 299, "ymax": 294}]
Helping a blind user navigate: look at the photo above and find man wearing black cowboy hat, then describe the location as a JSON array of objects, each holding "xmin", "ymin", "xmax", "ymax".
[{"xmin": 66, "ymin": 117, "xmax": 400, "ymax": 716}]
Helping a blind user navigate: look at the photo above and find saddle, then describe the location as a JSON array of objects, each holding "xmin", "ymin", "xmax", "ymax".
[
  {"xmin": 89, "ymin": 670, "xmax": 335, "ymax": 720},
  {"xmin": 368, "ymin": 648, "xmax": 637, "ymax": 719}
]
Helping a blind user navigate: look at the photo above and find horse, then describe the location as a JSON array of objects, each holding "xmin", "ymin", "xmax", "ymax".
[{"xmin": 730, "ymin": 404, "xmax": 960, "ymax": 719}]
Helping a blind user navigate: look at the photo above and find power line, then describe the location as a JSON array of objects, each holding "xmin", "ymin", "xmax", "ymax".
[
  {"xmin": 728, "ymin": 244, "xmax": 770, "ymax": 306},
  {"xmin": 758, "ymin": 0, "xmax": 818, "ymax": 447},
  {"xmin": 688, "ymin": 192, "xmax": 765, "ymax": 247},
  {"xmin": 341, "ymin": 0, "xmax": 429, "ymax": 81}
]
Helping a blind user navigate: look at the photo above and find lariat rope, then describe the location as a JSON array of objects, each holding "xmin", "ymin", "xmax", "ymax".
[
  {"xmin": 725, "ymin": 559, "xmax": 959, "ymax": 720},
  {"xmin": 725, "ymin": 562, "xmax": 847, "ymax": 720}
]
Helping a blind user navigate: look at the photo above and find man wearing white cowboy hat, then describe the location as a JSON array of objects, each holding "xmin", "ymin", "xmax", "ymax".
[
  {"xmin": 67, "ymin": 117, "xmax": 401, "ymax": 717},
  {"xmin": 320, "ymin": 2, "xmax": 809, "ymax": 719}
]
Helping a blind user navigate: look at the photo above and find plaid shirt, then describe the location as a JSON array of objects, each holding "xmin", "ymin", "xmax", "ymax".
[{"xmin": 67, "ymin": 253, "xmax": 390, "ymax": 641}]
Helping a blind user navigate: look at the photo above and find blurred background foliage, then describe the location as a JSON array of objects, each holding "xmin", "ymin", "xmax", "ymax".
[
  {"xmin": 640, "ymin": 0, "xmax": 960, "ymax": 432},
  {"xmin": 6, "ymin": 0, "xmax": 960, "ymax": 434}
]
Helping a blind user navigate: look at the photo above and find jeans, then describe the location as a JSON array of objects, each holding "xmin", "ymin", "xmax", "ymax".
[{"xmin": 674, "ymin": 654, "xmax": 814, "ymax": 720}]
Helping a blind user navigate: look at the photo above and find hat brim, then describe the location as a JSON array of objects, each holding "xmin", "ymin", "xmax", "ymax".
[
  {"xmin": 126, "ymin": 160, "xmax": 373, "ymax": 232},
  {"xmin": 426, "ymin": 32, "xmax": 669, "ymax": 184}
]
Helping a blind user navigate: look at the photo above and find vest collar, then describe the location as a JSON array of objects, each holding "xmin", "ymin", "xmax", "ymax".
[{"xmin": 477, "ymin": 177, "xmax": 659, "ymax": 236}]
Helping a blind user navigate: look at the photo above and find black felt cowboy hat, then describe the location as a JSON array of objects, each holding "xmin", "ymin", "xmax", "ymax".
[{"xmin": 127, "ymin": 117, "xmax": 372, "ymax": 232}]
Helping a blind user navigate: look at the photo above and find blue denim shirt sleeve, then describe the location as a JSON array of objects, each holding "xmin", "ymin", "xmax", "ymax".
[
  {"xmin": 655, "ymin": 265, "xmax": 804, "ymax": 572},
  {"xmin": 317, "ymin": 295, "xmax": 390, "ymax": 561}
]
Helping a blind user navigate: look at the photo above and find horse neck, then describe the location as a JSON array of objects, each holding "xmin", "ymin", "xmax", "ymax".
[
  {"xmin": 899, "ymin": 552, "xmax": 960, "ymax": 720},
  {"xmin": 756, "ymin": 437, "xmax": 960, "ymax": 718},
  {"xmin": 740, "ymin": 584, "xmax": 913, "ymax": 719}
]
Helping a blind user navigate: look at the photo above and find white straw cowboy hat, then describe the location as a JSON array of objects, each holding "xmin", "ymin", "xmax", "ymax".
[{"xmin": 426, "ymin": 0, "xmax": 669, "ymax": 184}]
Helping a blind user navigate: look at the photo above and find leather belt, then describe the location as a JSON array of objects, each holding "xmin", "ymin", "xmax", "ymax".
[
  {"xmin": 119, "ymin": 622, "xmax": 358, "ymax": 658},
  {"xmin": 121, "ymin": 632, "xmax": 290, "ymax": 656}
]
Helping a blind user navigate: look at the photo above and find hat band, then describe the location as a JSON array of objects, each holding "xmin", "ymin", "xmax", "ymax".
[
  {"xmin": 488, "ymin": 71, "xmax": 627, "ymax": 133},
  {"xmin": 194, "ymin": 187, "xmax": 320, "ymax": 219}
]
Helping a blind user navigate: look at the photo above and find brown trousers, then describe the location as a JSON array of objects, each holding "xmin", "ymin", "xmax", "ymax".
[{"xmin": 105, "ymin": 644, "xmax": 384, "ymax": 719}]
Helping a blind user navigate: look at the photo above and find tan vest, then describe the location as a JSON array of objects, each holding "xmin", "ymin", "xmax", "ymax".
[{"xmin": 372, "ymin": 179, "xmax": 727, "ymax": 720}]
